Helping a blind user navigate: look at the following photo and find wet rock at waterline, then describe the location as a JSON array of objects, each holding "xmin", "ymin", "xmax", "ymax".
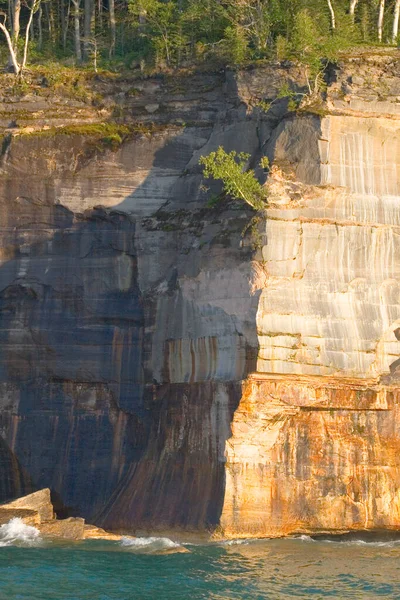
[{"xmin": 0, "ymin": 490, "xmax": 119, "ymax": 541}]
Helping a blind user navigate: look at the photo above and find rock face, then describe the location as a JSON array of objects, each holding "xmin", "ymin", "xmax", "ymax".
[
  {"xmin": 1, "ymin": 53, "xmax": 400, "ymax": 537},
  {"xmin": 222, "ymin": 53, "xmax": 400, "ymax": 536}
]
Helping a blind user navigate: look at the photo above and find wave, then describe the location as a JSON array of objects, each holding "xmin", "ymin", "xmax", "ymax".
[
  {"xmin": 120, "ymin": 536, "xmax": 187, "ymax": 554},
  {"xmin": 222, "ymin": 539, "xmax": 250, "ymax": 546},
  {"xmin": 294, "ymin": 534, "xmax": 400, "ymax": 547},
  {"xmin": 0, "ymin": 518, "xmax": 42, "ymax": 547},
  {"xmin": 323, "ymin": 539, "xmax": 400, "ymax": 548}
]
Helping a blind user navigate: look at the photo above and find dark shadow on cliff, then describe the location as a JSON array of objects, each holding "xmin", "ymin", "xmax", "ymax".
[
  {"xmin": 0, "ymin": 68, "xmax": 297, "ymax": 531},
  {"xmin": 0, "ymin": 195, "xmax": 148, "ymax": 520},
  {"xmin": 94, "ymin": 78, "xmax": 266, "ymax": 532},
  {"xmin": 263, "ymin": 110, "xmax": 324, "ymax": 185},
  {"xmin": 380, "ymin": 327, "xmax": 400, "ymax": 384},
  {"xmin": 0, "ymin": 126, "xmax": 251, "ymax": 530}
]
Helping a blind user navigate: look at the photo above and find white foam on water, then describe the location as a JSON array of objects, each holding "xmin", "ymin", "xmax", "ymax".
[
  {"xmin": 323, "ymin": 539, "xmax": 400, "ymax": 548},
  {"xmin": 120, "ymin": 536, "xmax": 183, "ymax": 554},
  {"xmin": 295, "ymin": 534, "xmax": 400, "ymax": 547},
  {"xmin": 222, "ymin": 539, "xmax": 250, "ymax": 546},
  {"xmin": 0, "ymin": 518, "xmax": 42, "ymax": 547}
]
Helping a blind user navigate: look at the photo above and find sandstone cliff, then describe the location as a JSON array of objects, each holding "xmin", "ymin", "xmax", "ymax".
[{"xmin": 1, "ymin": 51, "xmax": 400, "ymax": 537}]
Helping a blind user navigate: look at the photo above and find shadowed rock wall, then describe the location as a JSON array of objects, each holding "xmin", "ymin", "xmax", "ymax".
[{"xmin": 0, "ymin": 67, "xmax": 296, "ymax": 528}]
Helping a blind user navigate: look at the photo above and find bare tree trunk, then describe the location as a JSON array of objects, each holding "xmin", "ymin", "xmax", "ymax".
[
  {"xmin": 327, "ymin": 0, "xmax": 336, "ymax": 30},
  {"xmin": 22, "ymin": 0, "xmax": 41, "ymax": 71},
  {"xmin": 29, "ymin": 12, "xmax": 34, "ymax": 41},
  {"xmin": 97, "ymin": 0, "xmax": 102, "ymax": 28},
  {"xmin": 393, "ymin": 0, "xmax": 400, "ymax": 42},
  {"xmin": 378, "ymin": 0, "xmax": 385, "ymax": 42},
  {"xmin": 0, "ymin": 20, "xmax": 20, "ymax": 73},
  {"xmin": 83, "ymin": 0, "xmax": 94, "ymax": 60},
  {"xmin": 60, "ymin": 0, "xmax": 71, "ymax": 52},
  {"xmin": 71, "ymin": 0, "xmax": 82, "ymax": 62},
  {"xmin": 12, "ymin": 0, "xmax": 21, "ymax": 53},
  {"xmin": 37, "ymin": 5, "xmax": 42, "ymax": 50},
  {"xmin": 349, "ymin": 0, "xmax": 358, "ymax": 17},
  {"xmin": 93, "ymin": 37, "xmax": 97, "ymax": 71},
  {"xmin": 109, "ymin": 0, "xmax": 115, "ymax": 57},
  {"xmin": 45, "ymin": 2, "xmax": 56, "ymax": 44},
  {"xmin": 8, "ymin": 0, "xmax": 13, "ymax": 34}
]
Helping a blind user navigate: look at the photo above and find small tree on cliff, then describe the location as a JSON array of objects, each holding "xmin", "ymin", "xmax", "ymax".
[{"xmin": 199, "ymin": 147, "xmax": 267, "ymax": 211}]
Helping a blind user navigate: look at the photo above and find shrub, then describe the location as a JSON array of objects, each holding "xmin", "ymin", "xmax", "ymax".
[{"xmin": 199, "ymin": 146, "xmax": 267, "ymax": 210}]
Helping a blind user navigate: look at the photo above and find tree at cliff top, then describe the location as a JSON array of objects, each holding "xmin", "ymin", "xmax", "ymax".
[
  {"xmin": 199, "ymin": 147, "xmax": 267, "ymax": 211},
  {"xmin": 0, "ymin": 0, "xmax": 398, "ymax": 74}
]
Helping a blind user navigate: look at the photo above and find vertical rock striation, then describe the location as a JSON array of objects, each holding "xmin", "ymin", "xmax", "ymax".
[
  {"xmin": 222, "ymin": 55, "xmax": 400, "ymax": 536},
  {"xmin": 2, "ymin": 56, "xmax": 400, "ymax": 536}
]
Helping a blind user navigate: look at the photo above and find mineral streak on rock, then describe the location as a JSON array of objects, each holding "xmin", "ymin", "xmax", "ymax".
[
  {"xmin": 1, "ymin": 56, "xmax": 400, "ymax": 537},
  {"xmin": 221, "ymin": 376, "xmax": 400, "ymax": 537}
]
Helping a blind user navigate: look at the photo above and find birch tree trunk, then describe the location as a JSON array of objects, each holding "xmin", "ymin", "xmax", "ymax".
[
  {"xmin": 327, "ymin": 0, "xmax": 336, "ymax": 30},
  {"xmin": 378, "ymin": 0, "xmax": 385, "ymax": 42},
  {"xmin": 109, "ymin": 0, "xmax": 115, "ymax": 57},
  {"xmin": 349, "ymin": 0, "xmax": 358, "ymax": 17},
  {"xmin": 72, "ymin": 0, "xmax": 82, "ymax": 62},
  {"xmin": 12, "ymin": 0, "xmax": 20, "ymax": 48},
  {"xmin": 393, "ymin": 0, "xmax": 400, "ymax": 42},
  {"xmin": 21, "ymin": 0, "xmax": 41, "ymax": 71},
  {"xmin": 0, "ymin": 20, "xmax": 20, "ymax": 73}
]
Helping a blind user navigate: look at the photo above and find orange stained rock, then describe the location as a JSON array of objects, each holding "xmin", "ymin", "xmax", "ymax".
[{"xmin": 220, "ymin": 375, "xmax": 400, "ymax": 538}]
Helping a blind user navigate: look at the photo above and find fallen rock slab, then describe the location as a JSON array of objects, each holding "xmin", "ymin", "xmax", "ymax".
[
  {"xmin": 40, "ymin": 517, "xmax": 86, "ymax": 540},
  {"xmin": 2, "ymin": 489, "xmax": 54, "ymax": 523},
  {"xmin": 83, "ymin": 524, "xmax": 121, "ymax": 541},
  {"xmin": 0, "ymin": 508, "xmax": 40, "ymax": 527}
]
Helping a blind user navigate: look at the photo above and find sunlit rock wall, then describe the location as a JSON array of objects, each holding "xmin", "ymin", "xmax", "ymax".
[
  {"xmin": 221, "ymin": 56, "xmax": 400, "ymax": 536},
  {"xmin": 257, "ymin": 109, "xmax": 400, "ymax": 379}
]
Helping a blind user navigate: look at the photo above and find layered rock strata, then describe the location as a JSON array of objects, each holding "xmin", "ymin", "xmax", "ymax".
[{"xmin": 1, "ymin": 53, "xmax": 400, "ymax": 537}]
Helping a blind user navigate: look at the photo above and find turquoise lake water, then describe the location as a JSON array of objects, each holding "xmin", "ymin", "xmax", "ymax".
[{"xmin": 1, "ymin": 520, "xmax": 400, "ymax": 599}]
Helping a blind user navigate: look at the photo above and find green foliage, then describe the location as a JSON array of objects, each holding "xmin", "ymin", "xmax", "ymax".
[
  {"xmin": 277, "ymin": 83, "xmax": 298, "ymax": 110},
  {"xmin": 0, "ymin": 0, "xmax": 395, "ymax": 78},
  {"xmin": 128, "ymin": 0, "xmax": 184, "ymax": 66},
  {"xmin": 258, "ymin": 83, "xmax": 297, "ymax": 115},
  {"xmin": 257, "ymin": 99, "xmax": 272, "ymax": 112},
  {"xmin": 277, "ymin": 82, "xmax": 293, "ymax": 99},
  {"xmin": 19, "ymin": 122, "xmax": 153, "ymax": 146},
  {"xmin": 275, "ymin": 35, "xmax": 289, "ymax": 61},
  {"xmin": 292, "ymin": 9, "xmax": 326, "ymax": 83},
  {"xmin": 289, "ymin": 7, "xmax": 357, "ymax": 93},
  {"xmin": 222, "ymin": 25, "xmax": 248, "ymax": 64},
  {"xmin": 199, "ymin": 147, "xmax": 267, "ymax": 211}
]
